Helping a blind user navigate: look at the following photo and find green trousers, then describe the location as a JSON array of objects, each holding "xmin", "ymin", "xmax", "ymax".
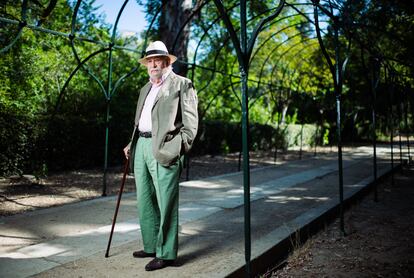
[{"xmin": 133, "ymin": 137, "xmax": 182, "ymax": 260}]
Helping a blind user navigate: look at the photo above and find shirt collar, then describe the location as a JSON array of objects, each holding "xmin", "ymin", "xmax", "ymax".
[{"xmin": 149, "ymin": 66, "xmax": 172, "ymax": 87}]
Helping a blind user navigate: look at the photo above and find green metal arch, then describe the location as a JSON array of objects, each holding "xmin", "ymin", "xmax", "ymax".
[{"xmin": 0, "ymin": 0, "xmax": 28, "ymax": 54}]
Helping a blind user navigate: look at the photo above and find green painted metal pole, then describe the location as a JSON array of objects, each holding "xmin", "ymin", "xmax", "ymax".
[
  {"xmin": 399, "ymin": 102, "xmax": 403, "ymax": 164},
  {"xmin": 103, "ymin": 43, "xmax": 114, "ymax": 196},
  {"xmin": 404, "ymin": 91, "xmax": 411, "ymax": 162},
  {"xmin": 299, "ymin": 124, "xmax": 304, "ymax": 160},
  {"xmin": 335, "ymin": 92, "xmax": 345, "ymax": 234},
  {"xmin": 389, "ymin": 81, "xmax": 395, "ymax": 186},
  {"xmin": 333, "ymin": 18, "xmax": 345, "ymax": 235},
  {"xmin": 103, "ymin": 100, "xmax": 110, "ymax": 197},
  {"xmin": 240, "ymin": 0, "xmax": 251, "ymax": 276},
  {"xmin": 312, "ymin": 1, "xmax": 346, "ymax": 235},
  {"xmin": 371, "ymin": 60, "xmax": 378, "ymax": 202},
  {"xmin": 241, "ymin": 68, "xmax": 251, "ymax": 277}
]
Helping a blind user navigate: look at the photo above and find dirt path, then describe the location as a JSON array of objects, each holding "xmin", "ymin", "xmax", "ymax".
[{"xmin": 267, "ymin": 166, "xmax": 414, "ymax": 278}]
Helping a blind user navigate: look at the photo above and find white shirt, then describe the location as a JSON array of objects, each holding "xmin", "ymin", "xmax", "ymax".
[{"xmin": 138, "ymin": 67, "xmax": 172, "ymax": 132}]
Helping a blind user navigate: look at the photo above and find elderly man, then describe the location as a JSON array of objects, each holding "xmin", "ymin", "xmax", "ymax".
[{"xmin": 123, "ymin": 41, "xmax": 198, "ymax": 271}]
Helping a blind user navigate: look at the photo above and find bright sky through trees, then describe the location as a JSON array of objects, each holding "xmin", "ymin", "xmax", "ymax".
[{"xmin": 94, "ymin": 0, "xmax": 147, "ymax": 36}]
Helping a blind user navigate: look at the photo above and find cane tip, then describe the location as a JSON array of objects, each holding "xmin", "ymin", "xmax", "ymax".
[{"xmin": 105, "ymin": 253, "xmax": 109, "ymax": 258}]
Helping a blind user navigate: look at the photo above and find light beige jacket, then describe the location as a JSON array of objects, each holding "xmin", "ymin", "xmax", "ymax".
[{"xmin": 130, "ymin": 71, "xmax": 198, "ymax": 167}]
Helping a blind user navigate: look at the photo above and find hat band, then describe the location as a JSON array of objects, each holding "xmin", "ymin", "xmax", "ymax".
[{"xmin": 146, "ymin": 49, "xmax": 169, "ymax": 56}]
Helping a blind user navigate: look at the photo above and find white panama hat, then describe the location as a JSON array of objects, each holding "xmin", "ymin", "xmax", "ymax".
[{"xmin": 139, "ymin": 41, "xmax": 177, "ymax": 65}]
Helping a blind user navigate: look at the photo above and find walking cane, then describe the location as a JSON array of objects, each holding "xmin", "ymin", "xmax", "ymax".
[{"xmin": 105, "ymin": 157, "xmax": 130, "ymax": 258}]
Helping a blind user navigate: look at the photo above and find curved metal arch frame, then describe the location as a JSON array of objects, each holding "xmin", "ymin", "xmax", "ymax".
[
  {"xmin": 191, "ymin": 1, "xmax": 362, "ymax": 274},
  {"xmin": 250, "ymin": 40, "xmax": 320, "ymax": 110},
  {"xmin": 269, "ymin": 38, "xmax": 320, "ymax": 87},
  {"xmin": 0, "ymin": 1, "xmax": 408, "ymax": 276},
  {"xmin": 250, "ymin": 12, "xmax": 318, "ymax": 63},
  {"xmin": 310, "ymin": 0, "xmax": 355, "ymax": 236},
  {"xmin": 248, "ymin": 42, "xmax": 322, "ymax": 155},
  {"xmin": 187, "ymin": 1, "xmax": 293, "ymax": 102},
  {"xmin": 199, "ymin": 80, "xmax": 243, "ymax": 121},
  {"xmin": 67, "ymin": 0, "xmax": 145, "ymax": 195},
  {"xmin": 235, "ymin": 20, "xmax": 328, "ymax": 111},
  {"xmin": 191, "ymin": 9, "xmax": 318, "ymax": 113},
  {"xmin": 189, "ymin": 3, "xmax": 241, "ymax": 97},
  {"xmin": 185, "ymin": 4, "xmax": 307, "ymax": 121},
  {"xmin": 256, "ymin": 32, "xmax": 314, "ymax": 92},
  {"xmin": 250, "ymin": 7, "xmax": 330, "ymax": 92},
  {"xmin": 0, "ymin": 0, "xmax": 28, "ymax": 54},
  {"xmin": 184, "ymin": 1, "xmax": 288, "ymax": 82},
  {"xmin": 140, "ymin": 0, "xmax": 327, "ymax": 126},
  {"xmin": 0, "ymin": 0, "xmax": 147, "ymax": 196},
  {"xmin": 243, "ymin": 2, "xmax": 328, "ymax": 76},
  {"xmin": 90, "ymin": 0, "xmax": 360, "ymax": 273},
  {"xmin": 53, "ymin": 47, "xmax": 110, "ymax": 114}
]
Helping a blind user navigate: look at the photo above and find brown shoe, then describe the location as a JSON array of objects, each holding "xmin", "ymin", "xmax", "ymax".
[
  {"xmin": 145, "ymin": 258, "xmax": 174, "ymax": 271},
  {"xmin": 132, "ymin": 250, "xmax": 155, "ymax": 258}
]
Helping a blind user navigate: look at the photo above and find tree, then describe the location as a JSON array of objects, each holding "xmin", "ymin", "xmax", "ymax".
[{"xmin": 137, "ymin": 0, "xmax": 203, "ymax": 76}]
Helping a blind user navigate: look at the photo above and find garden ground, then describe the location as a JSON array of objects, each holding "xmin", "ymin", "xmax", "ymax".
[
  {"xmin": 1, "ymin": 147, "xmax": 413, "ymax": 277},
  {"xmin": 267, "ymin": 164, "xmax": 414, "ymax": 278}
]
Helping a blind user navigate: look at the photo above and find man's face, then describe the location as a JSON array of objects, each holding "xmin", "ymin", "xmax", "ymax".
[{"xmin": 146, "ymin": 57, "xmax": 169, "ymax": 81}]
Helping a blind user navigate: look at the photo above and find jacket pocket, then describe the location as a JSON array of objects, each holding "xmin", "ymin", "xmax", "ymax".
[
  {"xmin": 155, "ymin": 134, "xmax": 182, "ymax": 166},
  {"xmin": 162, "ymin": 134, "xmax": 181, "ymax": 155}
]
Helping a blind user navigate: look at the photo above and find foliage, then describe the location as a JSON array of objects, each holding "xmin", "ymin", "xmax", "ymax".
[
  {"xmin": 194, "ymin": 121, "xmax": 323, "ymax": 156},
  {"xmin": 282, "ymin": 124, "xmax": 321, "ymax": 149},
  {"xmin": 0, "ymin": 1, "xmax": 145, "ymax": 176},
  {"xmin": 0, "ymin": 106, "xmax": 35, "ymax": 176}
]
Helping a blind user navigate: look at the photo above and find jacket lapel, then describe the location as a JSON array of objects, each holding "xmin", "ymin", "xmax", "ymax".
[{"xmin": 153, "ymin": 72, "xmax": 176, "ymax": 107}]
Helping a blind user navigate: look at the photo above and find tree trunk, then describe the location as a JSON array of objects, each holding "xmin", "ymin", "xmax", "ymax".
[
  {"xmin": 159, "ymin": 0, "xmax": 192, "ymax": 76},
  {"xmin": 280, "ymin": 104, "xmax": 289, "ymax": 124}
]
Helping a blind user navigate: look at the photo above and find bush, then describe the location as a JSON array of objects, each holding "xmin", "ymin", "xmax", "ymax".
[
  {"xmin": 0, "ymin": 109, "xmax": 133, "ymax": 176},
  {"xmin": 193, "ymin": 121, "xmax": 323, "ymax": 156},
  {"xmin": 0, "ymin": 110, "xmax": 323, "ymax": 176},
  {"xmin": 0, "ymin": 108, "xmax": 35, "ymax": 176},
  {"xmin": 282, "ymin": 124, "xmax": 321, "ymax": 149}
]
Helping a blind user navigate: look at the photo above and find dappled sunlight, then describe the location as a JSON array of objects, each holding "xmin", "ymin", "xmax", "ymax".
[
  {"xmin": 345, "ymin": 182, "xmax": 365, "ymax": 188},
  {"xmin": 0, "ymin": 232, "xmax": 40, "ymax": 254},
  {"xmin": 1, "ymin": 220, "xmax": 141, "ymax": 260},
  {"xmin": 1, "ymin": 201, "xmax": 229, "ymax": 262},
  {"xmin": 75, "ymin": 221, "xmax": 139, "ymax": 236},
  {"xmin": 180, "ymin": 180, "xmax": 234, "ymax": 189},
  {"xmin": 303, "ymin": 196, "xmax": 330, "ymax": 201},
  {"xmin": 265, "ymin": 195, "xmax": 330, "ymax": 204},
  {"xmin": 198, "ymin": 193, "xmax": 244, "ymax": 209},
  {"xmin": 180, "ymin": 227, "xmax": 202, "ymax": 236},
  {"xmin": 4, "ymin": 243, "xmax": 69, "ymax": 259},
  {"xmin": 179, "ymin": 203, "xmax": 221, "ymax": 223},
  {"xmin": 287, "ymin": 187, "xmax": 309, "ymax": 191},
  {"xmin": 286, "ymin": 163, "xmax": 313, "ymax": 169}
]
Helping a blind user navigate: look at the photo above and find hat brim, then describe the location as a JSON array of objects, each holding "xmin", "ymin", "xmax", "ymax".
[{"xmin": 139, "ymin": 53, "xmax": 177, "ymax": 65}]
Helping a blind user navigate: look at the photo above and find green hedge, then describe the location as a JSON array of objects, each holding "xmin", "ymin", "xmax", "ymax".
[
  {"xmin": 0, "ymin": 111, "xmax": 133, "ymax": 176},
  {"xmin": 0, "ymin": 111, "xmax": 324, "ymax": 176},
  {"xmin": 0, "ymin": 110, "xmax": 35, "ymax": 176},
  {"xmin": 42, "ymin": 115, "xmax": 133, "ymax": 172},
  {"xmin": 193, "ymin": 121, "xmax": 323, "ymax": 155},
  {"xmin": 281, "ymin": 124, "xmax": 321, "ymax": 149}
]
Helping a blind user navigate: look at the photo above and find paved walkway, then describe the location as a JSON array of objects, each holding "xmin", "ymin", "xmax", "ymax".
[{"xmin": 0, "ymin": 146, "xmax": 404, "ymax": 277}]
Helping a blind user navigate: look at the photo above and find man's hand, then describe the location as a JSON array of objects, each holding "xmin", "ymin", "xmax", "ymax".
[{"xmin": 123, "ymin": 145, "xmax": 130, "ymax": 159}]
